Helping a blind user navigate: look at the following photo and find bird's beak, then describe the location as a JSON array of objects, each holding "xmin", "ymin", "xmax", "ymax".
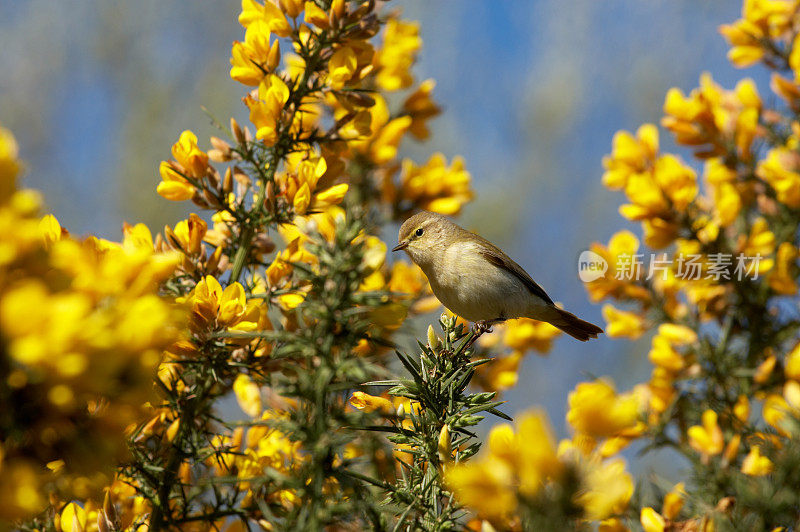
[{"xmin": 392, "ymin": 241, "xmax": 408, "ymax": 252}]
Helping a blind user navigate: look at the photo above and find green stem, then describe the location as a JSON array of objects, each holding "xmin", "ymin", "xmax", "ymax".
[{"xmin": 230, "ymin": 226, "xmax": 255, "ymax": 283}]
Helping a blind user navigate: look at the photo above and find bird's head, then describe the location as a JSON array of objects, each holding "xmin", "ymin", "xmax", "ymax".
[{"xmin": 393, "ymin": 211, "xmax": 455, "ymax": 265}]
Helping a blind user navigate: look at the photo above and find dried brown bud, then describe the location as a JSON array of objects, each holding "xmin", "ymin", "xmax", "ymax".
[
  {"xmin": 233, "ymin": 166, "xmax": 251, "ymax": 187},
  {"xmin": 254, "ymin": 233, "xmax": 276, "ymax": 254},
  {"xmin": 203, "ymin": 187, "xmax": 222, "ymax": 209},
  {"xmin": 351, "ymin": 0, "xmax": 375, "ymax": 20},
  {"xmin": 334, "ymin": 111, "xmax": 357, "ymax": 130},
  {"xmin": 336, "ymin": 90, "xmax": 376, "ymax": 110},
  {"xmin": 103, "ymin": 489, "xmax": 118, "ymax": 525},
  {"xmin": 191, "ymin": 190, "xmax": 210, "ymax": 209},
  {"xmin": 164, "ymin": 225, "xmax": 181, "ymax": 250},
  {"xmin": 206, "ymin": 167, "xmax": 220, "ymax": 189},
  {"xmin": 217, "ymin": 253, "xmax": 230, "ymax": 273},
  {"xmin": 715, "ymin": 496, "xmax": 735, "ymax": 513},
  {"xmin": 265, "ymin": 181, "xmax": 276, "ymax": 213},
  {"xmin": 762, "ymin": 109, "xmax": 783, "ymax": 125},
  {"xmin": 231, "ymin": 348, "xmax": 248, "ymax": 363},
  {"xmin": 347, "ymin": 14, "xmax": 380, "ymax": 39},
  {"xmin": 209, "ymin": 136, "xmax": 232, "ymax": 162},
  {"xmin": 757, "ymin": 194, "xmax": 779, "ymax": 217},
  {"xmin": 97, "ymin": 511, "xmax": 111, "ymax": 532},
  {"xmin": 153, "ymin": 232, "xmax": 167, "ymax": 253},
  {"xmin": 231, "ymin": 117, "xmax": 245, "ymax": 145}
]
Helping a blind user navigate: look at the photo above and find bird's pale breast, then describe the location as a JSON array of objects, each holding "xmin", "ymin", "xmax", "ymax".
[{"xmin": 427, "ymin": 240, "xmax": 537, "ymax": 322}]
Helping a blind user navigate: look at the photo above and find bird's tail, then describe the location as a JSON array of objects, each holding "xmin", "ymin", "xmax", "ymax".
[{"xmin": 539, "ymin": 306, "xmax": 603, "ymax": 342}]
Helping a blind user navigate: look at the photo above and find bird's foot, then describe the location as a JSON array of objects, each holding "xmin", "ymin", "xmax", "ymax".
[
  {"xmin": 464, "ymin": 320, "xmax": 494, "ymax": 350},
  {"xmin": 472, "ymin": 320, "xmax": 494, "ymax": 335}
]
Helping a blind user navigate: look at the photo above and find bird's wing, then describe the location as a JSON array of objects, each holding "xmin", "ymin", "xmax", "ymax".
[{"xmin": 475, "ymin": 237, "xmax": 554, "ymax": 305}]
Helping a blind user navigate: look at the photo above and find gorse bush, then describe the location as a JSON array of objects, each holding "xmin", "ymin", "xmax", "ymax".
[{"xmin": 4, "ymin": 0, "xmax": 800, "ymax": 531}]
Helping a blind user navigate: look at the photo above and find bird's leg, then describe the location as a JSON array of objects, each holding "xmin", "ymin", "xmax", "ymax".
[
  {"xmin": 465, "ymin": 319, "xmax": 505, "ymax": 349},
  {"xmin": 472, "ymin": 320, "xmax": 494, "ymax": 336}
]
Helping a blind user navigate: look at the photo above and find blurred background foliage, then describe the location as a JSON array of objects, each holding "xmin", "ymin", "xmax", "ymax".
[{"xmin": 0, "ymin": 0, "xmax": 750, "ymax": 476}]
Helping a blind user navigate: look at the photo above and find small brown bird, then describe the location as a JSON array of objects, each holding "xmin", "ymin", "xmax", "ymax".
[{"xmin": 392, "ymin": 211, "xmax": 603, "ymax": 341}]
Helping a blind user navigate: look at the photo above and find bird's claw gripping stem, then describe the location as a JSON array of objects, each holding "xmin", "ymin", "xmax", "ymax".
[
  {"xmin": 472, "ymin": 321, "xmax": 494, "ymax": 335},
  {"xmin": 464, "ymin": 320, "xmax": 494, "ymax": 350}
]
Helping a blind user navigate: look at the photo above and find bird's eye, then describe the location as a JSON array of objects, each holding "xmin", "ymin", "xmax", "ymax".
[{"xmin": 415, "ymin": 228, "xmax": 424, "ymax": 237}]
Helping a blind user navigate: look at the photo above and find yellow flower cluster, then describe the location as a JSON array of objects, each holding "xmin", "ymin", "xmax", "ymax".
[
  {"xmin": 157, "ymin": 130, "xmax": 210, "ymax": 201},
  {"xmin": 445, "ymin": 410, "xmax": 563, "ymax": 523},
  {"xmin": 663, "ymin": 75, "xmax": 760, "ymax": 161},
  {"xmin": 720, "ymin": 0, "xmax": 798, "ymax": 68},
  {"xmin": 215, "ymin": 410, "xmax": 305, "ymax": 510},
  {"xmin": 0, "ymin": 127, "xmax": 181, "ymax": 520},
  {"xmin": 566, "ymin": 379, "xmax": 644, "ymax": 456},
  {"xmin": 446, "ymin": 409, "xmax": 636, "ymax": 529},
  {"xmin": 180, "ymin": 275, "xmax": 264, "ymax": 336},
  {"xmin": 580, "ymin": 1, "xmax": 800, "ymax": 527},
  {"xmin": 384, "ymin": 153, "xmax": 473, "ymax": 216}
]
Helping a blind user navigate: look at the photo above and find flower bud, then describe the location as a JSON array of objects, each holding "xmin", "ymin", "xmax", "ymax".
[
  {"xmin": 202, "ymin": 187, "xmax": 220, "ymax": 208},
  {"xmin": 437, "ymin": 424, "xmax": 452, "ymax": 463},
  {"xmin": 165, "ymin": 418, "xmax": 181, "ymax": 442},
  {"xmin": 164, "ymin": 224, "xmax": 181, "ymax": 250},
  {"xmin": 231, "ymin": 117, "xmax": 245, "ymax": 145},
  {"xmin": 205, "ymin": 245, "xmax": 225, "ymax": 274},
  {"xmin": 265, "ymin": 181, "xmax": 276, "ymax": 213},
  {"xmin": 267, "ymin": 40, "xmax": 281, "ymax": 71},
  {"xmin": 223, "ymin": 166, "xmax": 234, "ymax": 195},
  {"xmin": 279, "ymin": 0, "xmax": 304, "ymax": 18},
  {"xmin": 427, "ymin": 324, "xmax": 440, "ymax": 351},
  {"xmin": 96, "ymin": 511, "xmax": 111, "ymax": 532},
  {"xmin": 103, "ymin": 488, "xmax": 117, "ymax": 524},
  {"xmin": 329, "ymin": 0, "xmax": 345, "ymax": 26},
  {"xmin": 209, "ymin": 137, "xmax": 232, "ymax": 162}
]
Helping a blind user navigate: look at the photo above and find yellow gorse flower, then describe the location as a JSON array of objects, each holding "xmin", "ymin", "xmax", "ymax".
[
  {"xmin": 585, "ymin": 230, "xmax": 651, "ymax": 302},
  {"xmin": 720, "ymin": 0, "xmax": 796, "ymax": 67},
  {"xmin": 446, "ymin": 410, "xmax": 564, "ymax": 522},
  {"xmin": 327, "ymin": 45, "xmax": 358, "ymax": 89},
  {"xmin": 741, "ymin": 445, "xmax": 774, "ymax": 476},
  {"xmin": 502, "ymin": 317, "xmax": 562, "ymax": 353},
  {"xmin": 602, "ymin": 124, "xmax": 659, "ymax": 190},
  {"xmin": 579, "ymin": 458, "xmax": 635, "ymax": 521},
  {"xmin": 374, "ymin": 19, "xmax": 421, "ymax": 91},
  {"xmin": 389, "ymin": 153, "xmax": 473, "ymax": 215},
  {"xmin": 0, "ymin": 126, "xmax": 21, "ymax": 200},
  {"xmin": 663, "ymin": 75, "xmax": 761, "ymax": 160},
  {"xmin": 231, "ymin": 19, "xmax": 281, "ymax": 86},
  {"xmin": 602, "ymin": 304, "xmax": 646, "ymax": 339},
  {"xmin": 566, "ymin": 379, "xmax": 641, "ymax": 440},
  {"xmin": 758, "ymin": 137, "xmax": 800, "ymax": 208},
  {"xmin": 403, "ymin": 79, "xmax": 441, "ymax": 140},
  {"xmin": 349, "ymin": 391, "xmax": 394, "ymax": 414},
  {"xmin": 157, "ymin": 130, "xmax": 212, "ymax": 201},
  {"xmin": 768, "ymin": 242, "xmax": 798, "ymax": 294},
  {"xmin": 0, "ymin": 126, "xmax": 182, "ymax": 519},
  {"xmin": 246, "ymin": 75, "xmax": 291, "ymax": 146},
  {"xmin": 688, "ymin": 409, "xmax": 725, "ymax": 456},
  {"xmin": 234, "ymin": 373, "xmax": 263, "ymax": 417},
  {"xmin": 640, "ymin": 507, "xmax": 666, "ymax": 532}
]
